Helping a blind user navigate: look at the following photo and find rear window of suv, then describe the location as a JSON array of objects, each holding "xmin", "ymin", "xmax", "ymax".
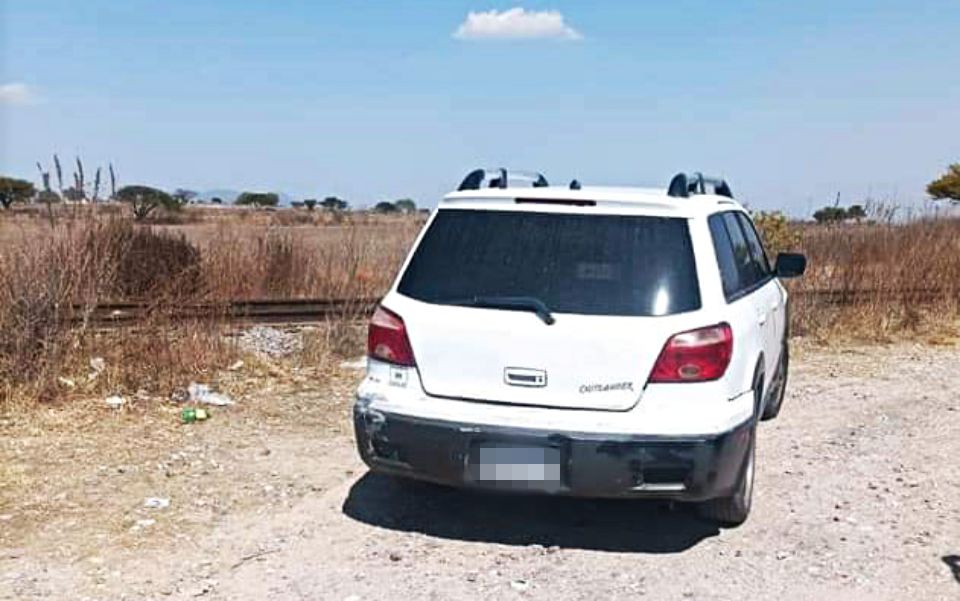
[{"xmin": 397, "ymin": 209, "xmax": 701, "ymax": 316}]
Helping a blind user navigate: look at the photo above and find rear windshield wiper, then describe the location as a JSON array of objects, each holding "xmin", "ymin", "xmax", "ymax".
[{"xmin": 448, "ymin": 296, "xmax": 556, "ymax": 325}]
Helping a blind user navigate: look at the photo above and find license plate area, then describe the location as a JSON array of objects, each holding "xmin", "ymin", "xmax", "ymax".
[{"xmin": 466, "ymin": 444, "xmax": 564, "ymax": 492}]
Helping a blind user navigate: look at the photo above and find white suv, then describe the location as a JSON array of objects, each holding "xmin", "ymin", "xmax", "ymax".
[{"xmin": 354, "ymin": 170, "xmax": 806, "ymax": 526}]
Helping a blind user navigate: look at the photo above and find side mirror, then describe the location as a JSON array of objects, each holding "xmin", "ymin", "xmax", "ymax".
[{"xmin": 774, "ymin": 252, "xmax": 807, "ymax": 279}]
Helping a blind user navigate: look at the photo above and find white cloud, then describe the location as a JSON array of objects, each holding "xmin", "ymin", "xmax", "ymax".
[
  {"xmin": 0, "ymin": 83, "xmax": 36, "ymax": 105},
  {"xmin": 454, "ymin": 8, "xmax": 582, "ymax": 41}
]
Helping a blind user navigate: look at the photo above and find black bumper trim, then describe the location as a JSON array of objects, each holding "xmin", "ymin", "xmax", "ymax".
[{"xmin": 353, "ymin": 404, "xmax": 753, "ymax": 501}]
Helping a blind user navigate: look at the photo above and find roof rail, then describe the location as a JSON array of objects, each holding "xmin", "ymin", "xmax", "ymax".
[
  {"xmin": 667, "ymin": 172, "xmax": 733, "ymax": 199},
  {"xmin": 458, "ymin": 168, "xmax": 549, "ymax": 191}
]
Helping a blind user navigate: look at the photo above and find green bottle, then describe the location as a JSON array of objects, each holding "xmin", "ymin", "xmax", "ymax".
[{"xmin": 181, "ymin": 407, "xmax": 210, "ymax": 424}]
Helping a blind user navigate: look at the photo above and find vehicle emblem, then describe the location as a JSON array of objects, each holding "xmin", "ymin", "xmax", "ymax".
[{"xmin": 579, "ymin": 382, "xmax": 634, "ymax": 394}]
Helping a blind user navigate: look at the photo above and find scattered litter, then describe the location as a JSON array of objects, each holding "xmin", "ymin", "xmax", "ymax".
[
  {"xmin": 0, "ymin": 514, "xmax": 13, "ymax": 521},
  {"xmin": 227, "ymin": 360, "xmax": 245, "ymax": 371},
  {"xmin": 130, "ymin": 518, "xmax": 156, "ymax": 532},
  {"xmin": 88, "ymin": 357, "xmax": 106, "ymax": 381},
  {"xmin": 105, "ymin": 395, "xmax": 127, "ymax": 409},
  {"xmin": 340, "ymin": 357, "xmax": 367, "ymax": 371},
  {"xmin": 510, "ymin": 579, "xmax": 530, "ymax": 592},
  {"xmin": 188, "ymin": 383, "xmax": 234, "ymax": 406},
  {"xmin": 181, "ymin": 407, "xmax": 210, "ymax": 424},
  {"xmin": 144, "ymin": 497, "xmax": 171, "ymax": 510},
  {"xmin": 239, "ymin": 326, "xmax": 303, "ymax": 358},
  {"xmin": 58, "ymin": 377, "xmax": 77, "ymax": 389}
]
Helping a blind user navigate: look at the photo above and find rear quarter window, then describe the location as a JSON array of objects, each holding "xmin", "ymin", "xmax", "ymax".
[{"xmin": 397, "ymin": 209, "xmax": 701, "ymax": 317}]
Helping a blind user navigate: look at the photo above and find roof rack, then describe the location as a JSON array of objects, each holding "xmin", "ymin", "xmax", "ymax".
[
  {"xmin": 667, "ymin": 172, "xmax": 733, "ymax": 199},
  {"xmin": 458, "ymin": 168, "xmax": 549, "ymax": 191}
]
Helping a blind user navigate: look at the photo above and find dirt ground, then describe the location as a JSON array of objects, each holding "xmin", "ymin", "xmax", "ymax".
[{"xmin": 2, "ymin": 341, "xmax": 959, "ymax": 600}]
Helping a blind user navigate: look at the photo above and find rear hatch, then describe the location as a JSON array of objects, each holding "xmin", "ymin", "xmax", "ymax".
[{"xmin": 394, "ymin": 208, "xmax": 702, "ymax": 411}]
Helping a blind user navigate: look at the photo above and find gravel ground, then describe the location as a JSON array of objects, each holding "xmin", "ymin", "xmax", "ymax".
[{"xmin": 2, "ymin": 342, "xmax": 959, "ymax": 600}]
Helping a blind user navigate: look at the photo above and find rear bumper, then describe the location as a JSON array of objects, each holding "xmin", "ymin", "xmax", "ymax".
[{"xmin": 353, "ymin": 401, "xmax": 753, "ymax": 501}]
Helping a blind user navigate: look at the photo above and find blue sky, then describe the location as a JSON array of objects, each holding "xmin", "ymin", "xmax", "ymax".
[{"xmin": 1, "ymin": 1, "xmax": 959, "ymax": 213}]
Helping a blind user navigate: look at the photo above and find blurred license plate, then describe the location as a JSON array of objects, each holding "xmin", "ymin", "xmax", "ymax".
[{"xmin": 468, "ymin": 446, "xmax": 562, "ymax": 486}]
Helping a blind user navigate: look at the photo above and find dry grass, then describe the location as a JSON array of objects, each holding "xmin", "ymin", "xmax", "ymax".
[
  {"xmin": 775, "ymin": 218, "xmax": 960, "ymax": 341},
  {"xmin": 2, "ymin": 204, "xmax": 960, "ymax": 406},
  {"xmin": 0, "ymin": 208, "xmax": 420, "ymax": 406}
]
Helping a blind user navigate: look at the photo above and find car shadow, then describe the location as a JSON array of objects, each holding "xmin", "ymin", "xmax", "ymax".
[
  {"xmin": 342, "ymin": 473, "xmax": 720, "ymax": 553},
  {"xmin": 943, "ymin": 555, "xmax": 960, "ymax": 584}
]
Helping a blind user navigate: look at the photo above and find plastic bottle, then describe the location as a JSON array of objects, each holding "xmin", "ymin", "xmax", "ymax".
[{"xmin": 181, "ymin": 407, "xmax": 210, "ymax": 424}]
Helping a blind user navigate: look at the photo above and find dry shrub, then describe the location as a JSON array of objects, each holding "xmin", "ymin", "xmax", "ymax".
[
  {"xmin": 752, "ymin": 211, "xmax": 802, "ymax": 257},
  {"xmin": 82, "ymin": 316, "xmax": 236, "ymax": 396},
  {"xmin": 109, "ymin": 223, "xmax": 202, "ymax": 298},
  {"xmin": 0, "ymin": 221, "xmax": 122, "ymax": 398},
  {"xmin": 200, "ymin": 220, "xmax": 419, "ymax": 301},
  {"xmin": 0, "ymin": 219, "xmax": 218, "ymax": 404}
]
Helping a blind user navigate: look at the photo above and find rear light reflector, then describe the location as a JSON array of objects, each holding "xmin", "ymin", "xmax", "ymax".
[
  {"xmin": 648, "ymin": 323, "xmax": 733, "ymax": 383},
  {"xmin": 367, "ymin": 306, "xmax": 416, "ymax": 366}
]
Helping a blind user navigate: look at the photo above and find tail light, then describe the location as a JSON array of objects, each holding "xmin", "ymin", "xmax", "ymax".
[
  {"xmin": 649, "ymin": 323, "xmax": 733, "ymax": 383},
  {"xmin": 367, "ymin": 306, "xmax": 416, "ymax": 366}
]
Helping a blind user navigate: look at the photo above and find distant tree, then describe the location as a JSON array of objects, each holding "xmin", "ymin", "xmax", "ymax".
[
  {"xmin": 812, "ymin": 206, "xmax": 848, "ymax": 224},
  {"xmin": 928, "ymin": 164, "xmax": 960, "ymax": 203},
  {"xmin": 62, "ymin": 186, "xmax": 85, "ymax": 202},
  {"xmin": 36, "ymin": 190, "xmax": 61, "ymax": 205},
  {"xmin": 116, "ymin": 185, "xmax": 175, "ymax": 221},
  {"xmin": 394, "ymin": 198, "xmax": 417, "ymax": 213},
  {"xmin": 374, "ymin": 201, "xmax": 399, "ymax": 214},
  {"xmin": 291, "ymin": 201, "xmax": 305, "ymax": 209},
  {"xmin": 846, "ymin": 204, "xmax": 867, "ymax": 220},
  {"xmin": 235, "ymin": 192, "xmax": 280, "ymax": 207},
  {"xmin": 210, "ymin": 197, "xmax": 223, "ymax": 205},
  {"xmin": 172, "ymin": 188, "xmax": 199, "ymax": 206},
  {"xmin": 321, "ymin": 196, "xmax": 348, "ymax": 211},
  {"xmin": 303, "ymin": 199, "xmax": 318, "ymax": 211},
  {"xmin": 0, "ymin": 176, "xmax": 35, "ymax": 209}
]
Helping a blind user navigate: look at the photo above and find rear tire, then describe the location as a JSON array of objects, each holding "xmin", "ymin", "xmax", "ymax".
[
  {"xmin": 699, "ymin": 369, "xmax": 762, "ymax": 527},
  {"xmin": 698, "ymin": 424, "xmax": 755, "ymax": 527},
  {"xmin": 761, "ymin": 343, "xmax": 789, "ymax": 421}
]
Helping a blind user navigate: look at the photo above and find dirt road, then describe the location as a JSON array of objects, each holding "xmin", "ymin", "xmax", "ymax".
[{"xmin": 3, "ymin": 343, "xmax": 959, "ymax": 600}]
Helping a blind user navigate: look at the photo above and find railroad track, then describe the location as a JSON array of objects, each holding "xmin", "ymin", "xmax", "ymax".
[
  {"xmin": 72, "ymin": 288, "xmax": 957, "ymax": 329},
  {"xmin": 74, "ymin": 298, "xmax": 380, "ymax": 327}
]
